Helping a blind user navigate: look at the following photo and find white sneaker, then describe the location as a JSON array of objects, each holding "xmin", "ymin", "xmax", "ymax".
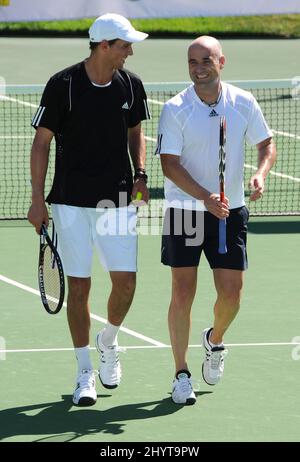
[
  {"xmin": 95, "ymin": 329, "xmax": 122, "ymax": 389},
  {"xmin": 202, "ymin": 327, "xmax": 228, "ymax": 385},
  {"xmin": 171, "ymin": 370, "xmax": 196, "ymax": 405},
  {"xmin": 72, "ymin": 369, "xmax": 97, "ymax": 406}
]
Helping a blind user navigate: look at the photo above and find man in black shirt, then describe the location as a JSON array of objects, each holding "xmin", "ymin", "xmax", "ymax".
[{"xmin": 28, "ymin": 13, "xmax": 150, "ymax": 406}]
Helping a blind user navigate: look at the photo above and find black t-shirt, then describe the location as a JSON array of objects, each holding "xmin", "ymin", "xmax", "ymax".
[{"xmin": 32, "ymin": 61, "xmax": 150, "ymax": 208}]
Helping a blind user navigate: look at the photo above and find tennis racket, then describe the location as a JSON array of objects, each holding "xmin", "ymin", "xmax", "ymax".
[
  {"xmin": 38, "ymin": 223, "xmax": 65, "ymax": 314},
  {"xmin": 218, "ymin": 116, "xmax": 227, "ymax": 254}
]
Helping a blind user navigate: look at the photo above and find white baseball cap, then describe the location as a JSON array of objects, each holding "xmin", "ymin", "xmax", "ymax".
[{"xmin": 89, "ymin": 13, "xmax": 148, "ymax": 43}]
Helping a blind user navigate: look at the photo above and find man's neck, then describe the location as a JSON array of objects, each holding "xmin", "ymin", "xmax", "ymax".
[
  {"xmin": 194, "ymin": 80, "xmax": 222, "ymax": 106},
  {"xmin": 84, "ymin": 56, "xmax": 115, "ymax": 86}
]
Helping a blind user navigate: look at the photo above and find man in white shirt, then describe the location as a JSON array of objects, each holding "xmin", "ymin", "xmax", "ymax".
[{"xmin": 156, "ymin": 36, "xmax": 276, "ymax": 405}]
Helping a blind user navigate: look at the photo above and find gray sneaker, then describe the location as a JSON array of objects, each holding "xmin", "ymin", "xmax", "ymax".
[
  {"xmin": 171, "ymin": 370, "xmax": 196, "ymax": 405},
  {"xmin": 95, "ymin": 329, "xmax": 122, "ymax": 389},
  {"xmin": 202, "ymin": 327, "xmax": 228, "ymax": 385},
  {"xmin": 72, "ymin": 369, "xmax": 97, "ymax": 406}
]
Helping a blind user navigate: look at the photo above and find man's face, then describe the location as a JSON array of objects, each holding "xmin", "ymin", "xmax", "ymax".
[
  {"xmin": 108, "ymin": 40, "xmax": 133, "ymax": 69},
  {"xmin": 188, "ymin": 45, "xmax": 224, "ymax": 85}
]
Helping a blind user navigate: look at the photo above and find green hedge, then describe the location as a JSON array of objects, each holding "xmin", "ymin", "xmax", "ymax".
[{"xmin": 0, "ymin": 15, "xmax": 299, "ymax": 38}]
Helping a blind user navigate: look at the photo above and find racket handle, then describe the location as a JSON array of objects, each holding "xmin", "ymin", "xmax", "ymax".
[{"xmin": 218, "ymin": 218, "xmax": 227, "ymax": 254}]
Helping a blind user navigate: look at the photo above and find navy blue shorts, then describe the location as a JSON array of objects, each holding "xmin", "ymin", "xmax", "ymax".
[{"xmin": 161, "ymin": 206, "xmax": 249, "ymax": 270}]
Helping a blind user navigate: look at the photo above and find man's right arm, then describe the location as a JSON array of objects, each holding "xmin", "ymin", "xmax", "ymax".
[
  {"xmin": 160, "ymin": 154, "xmax": 229, "ymax": 219},
  {"xmin": 27, "ymin": 127, "xmax": 54, "ymax": 234},
  {"xmin": 161, "ymin": 153, "xmax": 210, "ymax": 200}
]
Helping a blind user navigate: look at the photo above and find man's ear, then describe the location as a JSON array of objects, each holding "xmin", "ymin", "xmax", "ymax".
[
  {"xmin": 100, "ymin": 40, "xmax": 110, "ymax": 51},
  {"xmin": 219, "ymin": 55, "xmax": 225, "ymax": 70}
]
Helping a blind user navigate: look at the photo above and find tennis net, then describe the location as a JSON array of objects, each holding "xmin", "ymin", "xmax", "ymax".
[{"xmin": 0, "ymin": 79, "xmax": 299, "ymax": 219}]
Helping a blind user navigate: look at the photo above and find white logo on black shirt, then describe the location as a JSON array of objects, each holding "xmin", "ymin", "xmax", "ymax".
[{"xmin": 122, "ymin": 102, "xmax": 129, "ymax": 110}]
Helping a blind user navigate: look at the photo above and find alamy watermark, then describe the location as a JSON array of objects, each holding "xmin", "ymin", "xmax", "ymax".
[
  {"xmin": 95, "ymin": 193, "xmax": 205, "ymax": 246},
  {"xmin": 0, "ymin": 76, "xmax": 6, "ymax": 97},
  {"xmin": 291, "ymin": 76, "xmax": 300, "ymax": 100},
  {"xmin": 291, "ymin": 336, "xmax": 300, "ymax": 361},
  {"xmin": 0, "ymin": 336, "xmax": 6, "ymax": 361}
]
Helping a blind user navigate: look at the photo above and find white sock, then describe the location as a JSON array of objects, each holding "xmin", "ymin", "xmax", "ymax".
[
  {"xmin": 75, "ymin": 345, "xmax": 93, "ymax": 374},
  {"xmin": 101, "ymin": 322, "xmax": 121, "ymax": 347},
  {"xmin": 208, "ymin": 331, "xmax": 224, "ymax": 348}
]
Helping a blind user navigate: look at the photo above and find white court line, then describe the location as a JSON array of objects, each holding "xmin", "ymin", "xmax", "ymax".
[
  {"xmin": 148, "ymin": 98, "xmax": 300, "ymax": 141},
  {"xmin": 148, "ymin": 98, "xmax": 164, "ymax": 106},
  {"xmin": 3, "ymin": 92, "xmax": 299, "ymax": 171},
  {"xmin": 145, "ymin": 136, "xmax": 156, "ymax": 143},
  {"xmin": 0, "ymin": 94, "xmax": 38, "ymax": 108},
  {"xmin": 146, "ymin": 135, "xmax": 300, "ymax": 184},
  {"xmin": 3, "ymin": 93, "xmax": 299, "ymax": 142},
  {"xmin": 273, "ymin": 129, "xmax": 300, "ymax": 141},
  {"xmin": 244, "ymin": 163, "xmax": 300, "ymax": 182},
  {"xmin": 0, "ymin": 274, "xmax": 166, "ymax": 347},
  {"xmin": 0, "ymin": 135, "xmax": 32, "ymax": 139},
  {"xmin": 89, "ymin": 312, "xmax": 166, "ymax": 347},
  {"xmin": 153, "ymin": 129, "xmax": 300, "ymax": 142},
  {"xmin": 1, "ymin": 342, "xmax": 299, "ymax": 354},
  {"xmin": 2, "ymin": 134, "xmax": 297, "ymax": 183}
]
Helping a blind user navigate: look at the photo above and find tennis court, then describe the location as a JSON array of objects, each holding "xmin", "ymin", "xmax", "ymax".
[{"xmin": 0, "ymin": 38, "xmax": 300, "ymax": 442}]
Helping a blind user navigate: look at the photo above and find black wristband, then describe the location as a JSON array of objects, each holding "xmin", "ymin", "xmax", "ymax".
[{"xmin": 134, "ymin": 168, "xmax": 148, "ymax": 184}]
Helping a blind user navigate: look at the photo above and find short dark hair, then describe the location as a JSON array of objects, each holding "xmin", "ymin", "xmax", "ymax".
[{"xmin": 89, "ymin": 39, "xmax": 119, "ymax": 51}]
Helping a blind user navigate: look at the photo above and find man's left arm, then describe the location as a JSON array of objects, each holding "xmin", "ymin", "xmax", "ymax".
[
  {"xmin": 249, "ymin": 137, "xmax": 277, "ymax": 201},
  {"xmin": 128, "ymin": 123, "xmax": 149, "ymax": 203}
]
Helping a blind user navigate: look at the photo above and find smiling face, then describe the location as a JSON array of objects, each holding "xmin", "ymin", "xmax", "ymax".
[
  {"xmin": 188, "ymin": 36, "xmax": 225, "ymax": 88},
  {"xmin": 107, "ymin": 39, "xmax": 133, "ymax": 69}
]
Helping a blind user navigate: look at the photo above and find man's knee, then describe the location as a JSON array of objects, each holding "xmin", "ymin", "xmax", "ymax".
[
  {"xmin": 112, "ymin": 273, "xmax": 136, "ymax": 300},
  {"xmin": 218, "ymin": 280, "xmax": 243, "ymax": 305},
  {"xmin": 68, "ymin": 277, "xmax": 91, "ymax": 302}
]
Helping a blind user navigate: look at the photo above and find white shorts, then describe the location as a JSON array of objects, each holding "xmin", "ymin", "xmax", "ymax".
[{"xmin": 51, "ymin": 204, "xmax": 138, "ymax": 277}]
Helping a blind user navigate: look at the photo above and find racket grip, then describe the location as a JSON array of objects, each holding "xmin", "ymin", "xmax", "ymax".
[{"xmin": 218, "ymin": 218, "xmax": 227, "ymax": 254}]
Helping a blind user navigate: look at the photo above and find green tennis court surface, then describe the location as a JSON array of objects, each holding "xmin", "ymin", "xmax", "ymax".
[{"xmin": 0, "ymin": 221, "xmax": 300, "ymax": 442}]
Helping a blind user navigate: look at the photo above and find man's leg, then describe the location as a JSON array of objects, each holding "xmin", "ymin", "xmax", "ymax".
[
  {"xmin": 201, "ymin": 269, "xmax": 243, "ymax": 386},
  {"xmin": 67, "ymin": 276, "xmax": 97, "ymax": 406},
  {"xmin": 169, "ymin": 267, "xmax": 198, "ymax": 405},
  {"xmin": 101, "ymin": 271, "xmax": 136, "ymax": 344},
  {"xmin": 107, "ymin": 271, "xmax": 136, "ymax": 326},
  {"xmin": 210, "ymin": 269, "xmax": 244, "ymax": 344},
  {"xmin": 96, "ymin": 271, "xmax": 136, "ymax": 389},
  {"xmin": 94, "ymin": 206, "xmax": 138, "ymax": 345},
  {"xmin": 169, "ymin": 267, "xmax": 198, "ymax": 373},
  {"xmin": 67, "ymin": 276, "xmax": 91, "ymax": 347},
  {"xmin": 101, "ymin": 271, "xmax": 136, "ymax": 347}
]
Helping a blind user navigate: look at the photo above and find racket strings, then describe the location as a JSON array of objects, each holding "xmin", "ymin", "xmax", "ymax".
[
  {"xmin": 50, "ymin": 223, "xmax": 59, "ymax": 269},
  {"xmin": 42, "ymin": 244, "xmax": 61, "ymax": 312}
]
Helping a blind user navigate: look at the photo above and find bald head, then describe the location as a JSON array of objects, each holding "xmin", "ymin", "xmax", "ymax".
[
  {"xmin": 188, "ymin": 36, "xmax": 223, "ymax": 59},
  {"xmin": 187, "ymin": 35, "xmax": 225, "ymax": 90}
]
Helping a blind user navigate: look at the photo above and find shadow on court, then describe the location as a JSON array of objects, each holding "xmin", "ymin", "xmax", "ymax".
[
  {"xmin": 0, "ymin": 392, "xmax": 211, "ymax": 442},
  {"xmin": 248, "ymin": 221, "xmax": 300, "ymax": 234}
]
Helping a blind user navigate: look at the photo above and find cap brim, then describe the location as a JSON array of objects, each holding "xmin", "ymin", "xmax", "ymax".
[{"xmin": 123, "ymin": 31, "xmax": 148, "ymax": 42}]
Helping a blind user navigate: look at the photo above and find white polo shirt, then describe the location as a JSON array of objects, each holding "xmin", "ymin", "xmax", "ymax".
[{"xmin": 156, "ymin": 82, "xmax": 273, "ymax": 210}]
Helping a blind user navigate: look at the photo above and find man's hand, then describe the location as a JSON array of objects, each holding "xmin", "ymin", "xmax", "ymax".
[
  {"xmin": 204, "ymin": 193, "xmax": 229, "ymax": 219},
  {"xmin": 131, "ymin": 178, "xmax": 149, "ymax": 205},
  {"xmin": 27, "ymin": 198, "xmax": 49, "ymax": 234},
  {"xmin": 248, "ymin": 173, "xmax": 265, "ymax": 201}
]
